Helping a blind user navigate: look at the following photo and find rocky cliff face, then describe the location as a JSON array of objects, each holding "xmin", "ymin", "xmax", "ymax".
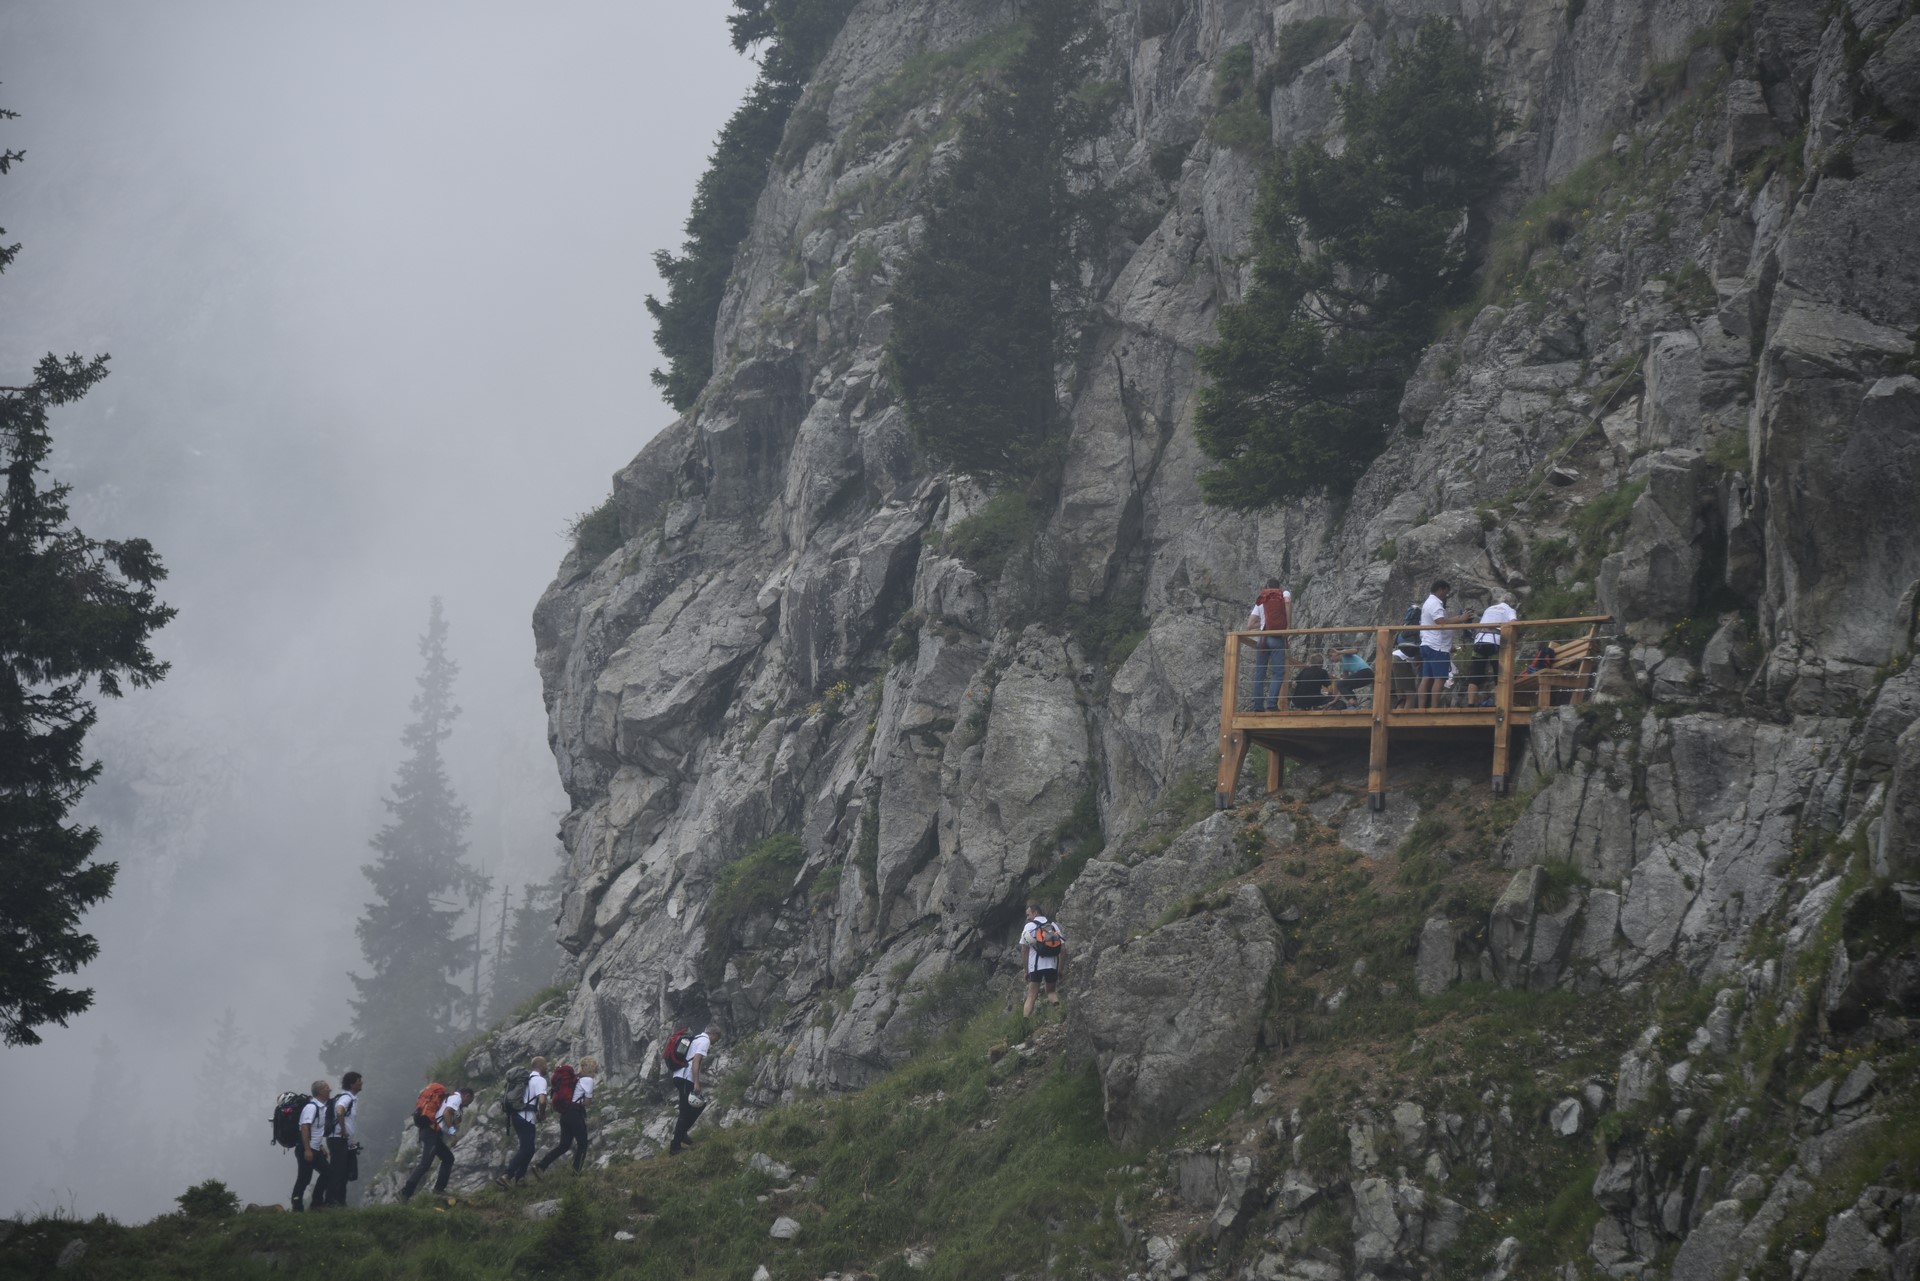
[{"xmin": 513, "ymin": 0, "xmax": 1920, "ymax": 1273}]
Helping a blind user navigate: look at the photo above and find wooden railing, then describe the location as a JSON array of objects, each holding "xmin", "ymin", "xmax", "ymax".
[{"xmin": 1216, "ymin": 615, "xmax": 1612, "ymax": 810}]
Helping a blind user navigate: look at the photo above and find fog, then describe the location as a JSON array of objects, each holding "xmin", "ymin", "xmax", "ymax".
[{"xmin": 0, "ymin": 1, "xmax": 753, "ymax": 1221}]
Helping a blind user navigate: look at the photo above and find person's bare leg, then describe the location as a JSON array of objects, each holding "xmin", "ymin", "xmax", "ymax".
[{"xmin": 1024, "ymin": 981, "xmax": 1039, "ymax": 1018}]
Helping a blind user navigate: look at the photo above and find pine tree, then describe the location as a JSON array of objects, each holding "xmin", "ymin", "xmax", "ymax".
[
  {"xmin": 882, "ymin": 0, "xmax": 1117, "ymax": 487},
  {"xmin": 1195, "ymin": 20, "xmax": 1503, "ymax": 507},
  {"xmin": 485, "ymin": 871, "xmax": 565, "ymax": 1025},
  {"xmin": 0, "ymin": 103, "xmax": 175, "ymax": 1048},
  {"xmin": 323, "ymin": 599, "xmax": 479, "ymax": 1161}
]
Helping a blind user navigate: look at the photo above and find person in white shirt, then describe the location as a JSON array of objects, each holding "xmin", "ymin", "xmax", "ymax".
[
  {"xmin": 1017, "ymin": 901, "xmax": 1066, "ymax": 1018},
  {"xmin": 325, "ymin": 1071, "xmax": 362, "ymax": 1208},
  {"xmin": 502, "ymin": 1057, "xmax": 549, "ymax": 1185},
  {"xmin": 400, "ymin": 1086, "xmax": 467, "ymax": 1202},
  {"xmin": 293, "ymin": 1079, "xmax": 332, "ymax": 1211},
  {"xmin": 538, "ymin": 1056, "xmax": 599, "ymax": 1174},
  {"xmin": 670, "ymin": 1028, "xmax": 715, "ymax": 1156},
  {"xmin": 1416, "ymin": 580, "xmax": 1473, "ymax": 709},
  {"xmin": 1466, "ymin": 596, "xmax": 1518, "ymax": 706}
]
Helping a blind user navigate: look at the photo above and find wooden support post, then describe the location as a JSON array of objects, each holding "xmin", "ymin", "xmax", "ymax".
[
  {"xmin": 1267, "ymin": 742, "xmax": 1283, "ymax": 795},
  {"xmin": 1217, "ymin": 632, "xmax": 1243, "ymax": 808},
  {"xmin": 1492, "ymin": 621, "xmax": 1519, "ymax": 794},
  {"xmin": 1368, "ymin": 626, "xmax": 1392, "ymax": 810}
]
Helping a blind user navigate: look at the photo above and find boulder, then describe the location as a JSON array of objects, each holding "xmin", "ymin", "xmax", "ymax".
[
  {"xmin": 1669, "ymin": 1199, "xmax": 1748, "ymax": 1281},
  {"xmin": 1416, "ymin": 917, "xmax": 1460, "ymax": 996},
  {"xmin": 1062, "ymin": 813, "xmax": 1247, "ymax": 960},
  {"xmin": 1075, "ymin": 885, "xmax": 1280, "ymax": 1142}
]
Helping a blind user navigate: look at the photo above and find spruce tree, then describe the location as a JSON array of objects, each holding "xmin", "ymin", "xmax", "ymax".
[
  {"xmin": 485, "ymin": 872, "xmax": 565, "ymax": 1025},
  {"xmin": 883, "ymin": 0, "xmax": 1117, "ymax": 486},
  {"xmin": 323, "ymin": 599, "xmax": 479, "ymax": 1161},
  {"xmin": 0, "ymin": 104, "xmax": 175, "ymax": 1047},
  {"xmin": 1195, "ymin": 20, "xmax": 1502, "ymax": 507}
]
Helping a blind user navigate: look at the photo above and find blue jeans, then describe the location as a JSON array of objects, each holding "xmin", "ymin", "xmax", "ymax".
[{"xmin": 1252, "ymin": 637, "xmax": 1286, "ymax": 710}]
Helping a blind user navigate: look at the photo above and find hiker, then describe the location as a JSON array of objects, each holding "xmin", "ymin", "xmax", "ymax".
[
  {"xmin": 325, "ymin": 1071, "xmax": 362, "ymax": 1208},
  {"xmin": 293, "ymin": 1080, "xmax": 332, "ymax": 1211},
  {"xmin": 1018, "ymin": 901, "xmax": 1066, "ymax": 1017},
  {"xmin": 501, "ymin": 1057, "xmax": 548, "ymax": 1185},
  {"xmin": 1331, "ymin": 646, "xmax": 1373, "ymax": 708},
  {"xmin": 400, "ymin": 1084, "xmax": 466, "ymax": 1203},
  {"xmin": 1417, "ymin": 580, "xmax": 1474, "ymax": 709},
  {"xmin": 669, "ymin": 1025, "xmax": 714, "ymax": 1156},
  {"xmin": 1390, "ymin": 604, "xmax": 1422, "ymax": 707},
  {"xmin": 1246, "ymin": 580, "xmax": 1291, "ymax": 712},
  {"xmin": 537, "ymin": 1056, "xmax": 598, "ymax": 1174},
  {"xmin": 1466, "ymin": 595, "xmax": 1518, "ymax": 706}
]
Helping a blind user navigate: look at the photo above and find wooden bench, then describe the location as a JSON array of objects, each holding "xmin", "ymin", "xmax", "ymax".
[{"xmin": 1511, "ymin": 628, "xmax": 1601, "ymax": 707}]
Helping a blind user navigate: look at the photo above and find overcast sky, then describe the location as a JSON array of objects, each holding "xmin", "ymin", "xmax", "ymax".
[{"xmin": 0, "ymin": 0, "xmax": 754, "ymax": 1220}]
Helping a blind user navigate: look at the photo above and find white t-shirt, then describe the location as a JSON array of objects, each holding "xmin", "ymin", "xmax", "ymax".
[
  {"xmin": 1475, "ymin": 602, "xmax": 1517, "ymax": 646},
  {"xmin": 331, "ymin": 1090, "xmax": 357, "ymax": 1143},
  {"xmin": 1419, "ymin": 594, "xmax": 1451, "ymax": 652},
  {"xmin": 672, "ymin": 1035, "xmax": 711, "ymax": 1084},
  {"xmin": 518, "ymin": 1072, "xmax": 548, "ymax": 1123},
  {"xmin": 573, "ymin": 1075, "xmax": 595, "ymax": 1106},
  {"xmin": 1020, "ymin": 917, "xmax": 1062, "ymax": 973},
  {"xmin": 435, "ymin": 1095, "xmax": 461, "ymax": 1136},
  {"xmin": 300, "ymin": 1099, "xmax": 327, "ymax": 1153}
]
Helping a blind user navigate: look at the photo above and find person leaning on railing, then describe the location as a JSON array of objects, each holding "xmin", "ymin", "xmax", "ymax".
[{"xmin": 1465, "ymin": 595, "xmax": 1518, "ymax": 707}]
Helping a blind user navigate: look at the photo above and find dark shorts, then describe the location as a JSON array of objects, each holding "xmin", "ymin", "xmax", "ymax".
[
  {"xmin": 1027, "ymin": 966, "xmax": 1060, "ymax": 986},
  {"xmin": 1419, "ymin": 646, "xmax": 1451, "ymax": 679}
]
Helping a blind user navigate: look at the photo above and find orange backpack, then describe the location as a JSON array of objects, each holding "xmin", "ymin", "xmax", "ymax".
[{"xmin": 414, "ymin": 1082, "xmax": 449, "ymax": 1125}]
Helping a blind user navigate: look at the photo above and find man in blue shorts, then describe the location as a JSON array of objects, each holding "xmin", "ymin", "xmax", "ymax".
[{"xmin": 1417, "ymin": 580, "xmax": 1472, "ymax": 709}]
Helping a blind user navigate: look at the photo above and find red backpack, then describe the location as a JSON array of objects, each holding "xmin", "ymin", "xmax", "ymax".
[
  {"xmin": 1255, "ymin": 587, "xmax": 1289, "ymax": 630},
  {"xmin": 663, "ymin": 1026, "xmax": 694, "ymax": 1071},
  {"xmin": 550, "ymin": 1064, "xmax": 579, "ymax": 1109}
]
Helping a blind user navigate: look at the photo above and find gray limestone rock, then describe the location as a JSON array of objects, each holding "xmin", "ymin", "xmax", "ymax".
[
  {"xmin": 1804, "ymin": 1209, "xmax": 1893, "ymax": 1280},
  {"xmin": 1416, "ymin": 918, "xmax": 1461, "ymax": 997},
  {"xmin": 1881, "ymin": 721, "xmax": 1920, "ymax": 880},
  {"xmin": 1669, "ymin": 1199, "xmax": 1748, "ymax": 1281},
  {"xmin": 1062, "ymin": 813, "xmax": 1245, "ymax": 961},
  {"xmin": 1075, "ymin": 885, "xmax": 1279, "ymax": 1142},
  {"xmin": 1598, "ymin": 450, "xmax": 1707, "ymax": 634},
  {"xmin": 1338, "ymin": 795, "xmax": 1424, "ymax": 859}
]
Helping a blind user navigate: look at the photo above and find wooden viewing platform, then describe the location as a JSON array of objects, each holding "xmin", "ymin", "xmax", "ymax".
[{"xmin": 1216, "ymin": 615, "xmax": 1612, "ymax": 812}]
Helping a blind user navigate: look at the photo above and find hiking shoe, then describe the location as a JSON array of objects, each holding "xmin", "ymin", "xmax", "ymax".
[
  {"xmin": 291, "ymin": 1197, "xmax": 304, "ymax": 1213},
  {"xmin": 492, "ymin": 1176, "xmax": 511, "ymax": 1190}
]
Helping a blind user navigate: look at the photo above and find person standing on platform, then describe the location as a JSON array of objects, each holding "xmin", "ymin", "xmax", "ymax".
[
  {"xmin": 1417, "ymin": 580, "xmax": 1473, "ymax": 709},
  {"xmin": 1247, "ymin": 580, "xmax": 1291, "ymax": 712}
]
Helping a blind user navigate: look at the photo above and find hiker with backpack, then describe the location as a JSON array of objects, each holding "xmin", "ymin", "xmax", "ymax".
[
  {"xmin": 277, "ymin": 1080, "xmax": 330, "ymax": 1211},
  {"xmin": 498, "ymin": 1057, "xmax": 548, "ymax": 1186},
  {"xmin": 1019, "ymin": 902, "xmax": 1066, "ymax": 1018},
  {"xmin": 537, "ymin": 1056, "xmax": 598, "ymax": 1174},
  {"xmin": 666, "ymin": 1024, "xmax": 715, "ymax": 1156},
  {"xmin": 325, "ymin": 1071, "xmax": 363, "ymax": 1208},
  {"xmin": 1391, "ymin": 604, "xmax": 1422, "ymax": 708},
  {"xmin": 399, "ymin": 1083, "xmax": 467, "ymax": 1203},
  {"xmin": 1246, "ymin": 580, "xmax": 1291, "ymax": 712}
]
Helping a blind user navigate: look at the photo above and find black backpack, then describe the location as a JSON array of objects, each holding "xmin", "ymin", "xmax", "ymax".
[
  {"xmin": 271, "ymin": 1091, "xmax": 311, "ymax": 1149},
  {"xmin": 498, "ymin": 1067, "xmax": 532, "ymax": 1121},
  {"xmin": 1397, "ymin": 604, "xmax": 1421, "ymax": 648}
]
